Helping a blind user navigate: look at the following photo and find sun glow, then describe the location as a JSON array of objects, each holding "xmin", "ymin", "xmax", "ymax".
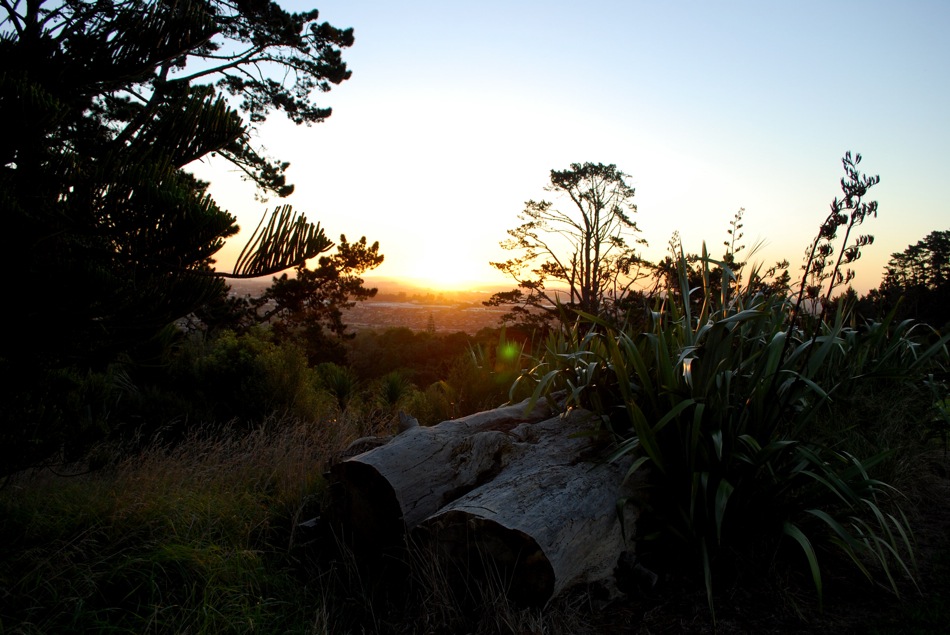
[
  {"xmin": 398, "ymin": 259, "xmax": 508, "ymax": 292},
  {"xmin": 370, "ymin": 234, "xmax": 512, "ymax": 293}
]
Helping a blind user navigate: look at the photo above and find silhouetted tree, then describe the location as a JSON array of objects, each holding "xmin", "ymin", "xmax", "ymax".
[
  {"xmin": 881, "ymin": 230, "xmax": 950, "ymax": 292},
  {"xmin": 254, "ymin": 235, "xmax": 383, "ymax": 364},
  {"xmin": 485, "ymin": 162, "xmax": 650, "ymax": 328},
  {"xmin": 0, "ymin": 0, "xmax": 354, "ymax": 475},
  {"xmin": 865, "ymin": 229, "xmax": 950, "ymax": 328},
  {"xmin": 1, "ymin": 0, "xmax": 353, "ymax": 369}
]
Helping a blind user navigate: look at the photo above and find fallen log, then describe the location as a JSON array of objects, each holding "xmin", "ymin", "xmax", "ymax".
[
  {"xmin": 416, "ymin": 410, "xmax": 638, "ymax": 605},
  {"xmin": 328, "ymin": 399, "xmax": 641, "ymax": 604},
  {"xmin": 328, "ymin": 397, "xmax": 555, "ymax": 549}
]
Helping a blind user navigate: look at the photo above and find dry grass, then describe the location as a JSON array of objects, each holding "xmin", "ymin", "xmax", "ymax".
[
  {"xmin": 0, "ymin": 415, "xmax": 343, "ymax": 634},
  {"xmin": 2, "ymin": 403, "xmax": 950, "ymax": 634}
]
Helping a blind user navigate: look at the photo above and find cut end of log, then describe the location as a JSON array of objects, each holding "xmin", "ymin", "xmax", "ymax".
[
  {"xmin": 329, "ymin": 460, "xmax": 404, "ymax": 551},
  {"xmin": 417, "ymin": 511, "xmax": 556, "ymax": 607}
]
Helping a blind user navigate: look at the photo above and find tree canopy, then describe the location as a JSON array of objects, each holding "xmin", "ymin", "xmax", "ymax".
[
  {"xmin": 0, "ymin": 0, "xmax": 354, "ymax": 367},
  {"xmin": 881, "ymin": 230, "xmax": 950, "ymax": 292},
  {"xmin": 251, "ymin": 235, "xmax": 384, "ymax": 364},
  {"xmin": 862, "ymin": 229, "xmax": 950, "ymax": 328},
  {"xmin": 0, "ymin": 0, "xmax": 362, "ymax": 475},
  {"xmin": 486, "ymin": 162, "xmax": 650, "ymax": 328}
]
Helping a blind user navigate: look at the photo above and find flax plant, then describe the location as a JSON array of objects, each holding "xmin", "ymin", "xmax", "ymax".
[{"xmin": 519, "ymin": 154, "xmax": 949, "ymax": 619}]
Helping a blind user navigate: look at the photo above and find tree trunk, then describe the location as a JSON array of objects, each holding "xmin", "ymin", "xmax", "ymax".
[{"xmin": 328, "ymin": 398, "xmax": 641, "ymax": 605}]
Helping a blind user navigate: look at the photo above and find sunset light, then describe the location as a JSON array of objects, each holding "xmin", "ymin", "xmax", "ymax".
[
  {"xmin": 400, "ymin": 262, "xmax": 506, "ymax": 293},
  {"xmin": 194, "ymin": 0, "xmax": 950, "ymax": 296},
  {"xmin": 7, "ymin": 1, "xmax": 950, "ymax": 630},
  {"xmin": 389, "ymin": 237, "xmax": 509, "ymax": 291}
]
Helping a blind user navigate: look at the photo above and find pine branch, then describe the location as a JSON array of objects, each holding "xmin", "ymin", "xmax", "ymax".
[{"xmin": 222, "ymin": 205, "xmax": 333, "ymax": 278}]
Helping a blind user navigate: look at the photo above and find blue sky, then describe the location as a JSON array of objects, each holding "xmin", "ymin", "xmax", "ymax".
[{"xmin": 193, "ymin": 1, "xmax": 950, "ymax": 293}]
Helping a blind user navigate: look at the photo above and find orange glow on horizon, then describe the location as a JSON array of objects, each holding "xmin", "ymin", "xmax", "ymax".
[{"xmin": 381, "ymin": 270, "xmax": 512, "ymax": 294}]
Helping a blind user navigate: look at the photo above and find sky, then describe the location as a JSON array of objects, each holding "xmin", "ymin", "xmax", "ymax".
[{"xmin": 190, "ymin": 0, "xmax": 950, "ymax": 294}]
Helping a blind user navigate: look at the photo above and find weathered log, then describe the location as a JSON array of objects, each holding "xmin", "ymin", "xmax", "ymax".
[
  {"xmin": 415, "ymin": 410, "xmax": 639, "ymax": 605},
  {"xmin": 328, "ymin": 397, "xmax": 555, "ymax": 548},
  {"xmin": 328, "ymin": 399, "xmax": 641, "ymax": 605}
]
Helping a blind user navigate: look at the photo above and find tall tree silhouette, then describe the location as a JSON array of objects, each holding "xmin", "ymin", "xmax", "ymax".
[
  {"xmin": 486, "ymin": 162, "xmax": 650, "ymax": 328},
  {"xmin": 0, "ymin": 0, "xmax": 355, "ymax": 475},
  {"xmin": 865, "ymin": 229, "xmax": 950, "ymax": 327},
  {"xmin": 0, "ymin": 0, "xmax": 354, "ymax": 367},
  {"xmin": 253, "ymin": 235, "xmax": 384, "ymax": 365}
]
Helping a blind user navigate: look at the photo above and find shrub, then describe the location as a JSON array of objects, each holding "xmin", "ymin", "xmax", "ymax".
[
  {"xmin": 196, "ymin": 329, "xmax": 322, "ymax": 418},
  {"xmin": 518, "ymin": 154, "xmax": 950, "ymax": 617},
  {"xmin": 316, "ymin": 362, "xmax": 361, "ymax": 413},
  {"xmin": 526, "ymin": 255, "xmax": 943, "ymax": 617},
  {"xmin": 375, "ymin": 370, "xmax": 413, "ymax": 413},
  {"xmin": 0, "ymin": 363, "xmax": 125, "ymax": 477}
]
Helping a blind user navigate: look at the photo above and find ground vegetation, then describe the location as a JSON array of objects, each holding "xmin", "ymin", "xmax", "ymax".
[
  {"xmin": 515, "ymin": 153, "xmax": 949, "ymax": 623},
  {"xmin": 2, "ymin": 32, "xmax": 949, "ymax": 627}
]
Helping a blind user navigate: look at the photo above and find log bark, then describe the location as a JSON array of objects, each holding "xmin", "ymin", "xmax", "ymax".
[
  {"xmin": 328, "ymin": 398, "xmax": 641, "ymax": 605},
  {"xmin": 329, "ymin": 397, "xmax": 555, "ymax": 548},
  {"xmin": 416, "ymin": 410, "xmax": 638, "ymax": 605}
]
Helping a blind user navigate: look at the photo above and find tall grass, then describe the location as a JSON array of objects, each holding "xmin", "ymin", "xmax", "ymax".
[
  {"xmin": 0, "ymin": 418, "xmax": 338, "ymax": 634},
  {"xmin": 0, "ymin": 321, "xmax": 566, "ymax": 634},
  {"xmin": 0, "ymin": 412, "xmax": 604, "ymax": 634}
]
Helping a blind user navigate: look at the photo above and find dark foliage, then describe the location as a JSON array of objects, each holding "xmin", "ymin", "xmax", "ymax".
[
  {"xmin": 253, "ymin": 235, "xmax": 384, "ymax": 365},
  {"xmin": 861, "ymin": 230, "xmax": 950, "ymax": 329},
  {"xmin": 0, "ymin": 0, "xmax": 353, "ymax": 475}
]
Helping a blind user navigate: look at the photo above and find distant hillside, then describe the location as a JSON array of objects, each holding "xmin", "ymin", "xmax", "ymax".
[
  {"xmin": 222, "ymin": 275, "xmax": 511, "ymax": 333},
  {"xmin": 225, "ymin": 275, "xmax": 511, "ymax": 302},
  {"xmin": 226, "ymin": 278, "xmax": 272, "ymax": 297}
]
